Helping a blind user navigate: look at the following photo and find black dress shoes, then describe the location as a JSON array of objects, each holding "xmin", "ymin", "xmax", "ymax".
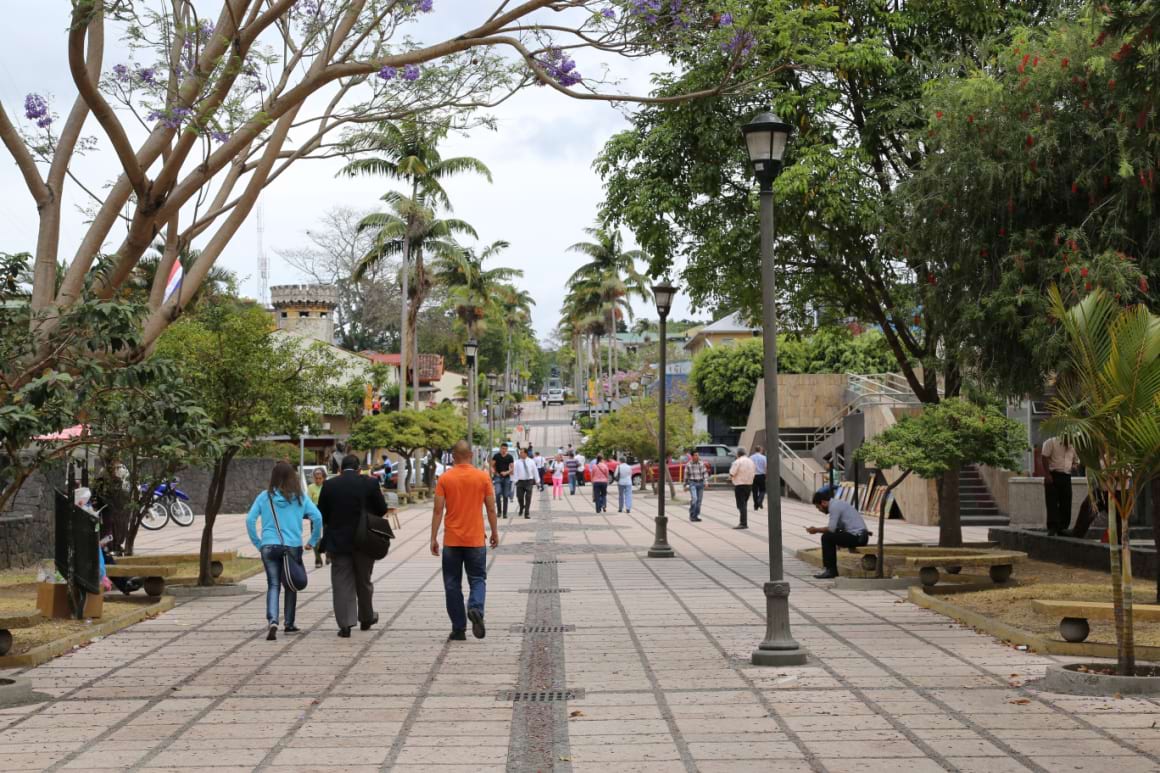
[
  {"xmin": 448, "ymin": 629, "xmax": 467, "ymax": 641},
  {"xmin": 360, "ymin": 612, "xmax": 379, "ymax": 631},
  {"xmin": 337, "ymin": 627, "xmax": 351, "ymax": 638}
]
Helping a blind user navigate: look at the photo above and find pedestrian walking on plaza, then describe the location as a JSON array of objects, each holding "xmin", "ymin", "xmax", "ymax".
[
  {"xmin": 807, "ymin": 489, "xmax": 869, "ymax": 579},
  {"xmin": 431, "ymin": 440, "xmax": 499, "ymax": 641},
  {"xmin": 306, "ymin": 467, "xmax": 328, "ymax": 568},
  {"xmin": 318, "ymin": 454, "xmax": 389, "ymax": 638},
  {"xmin": 565, "ymin": 453, "xmax": 581, "ymax": 495},
  {"xmin": 729, "ymin": 447, "xmax": 756, "ymax": 530},
  {"xmin": 615, "ymin": 455, "xmax": 634, "ymax": 513},
  {"xmin": 684, "ymin": 451, "xmax": 708, "ymax": 522},
  {"xmin": 490, "ymin": 443, "xmax": 515, "ymax": 518},
  {"xmin": 513, "ymin": 447, "xmax": 537, "ymax": 518},
  {"xmin": 533, "ymin": 451, "xmax": 546, "ymax": 492},
  {"xmin": 591, "ymin": 454, "xmax": 610, "ymax": 513},
  {"xmin": 1040, "ymin": 435, "xmax": 1079, "ymax": 536},
  {"xmin": 551, "ymin": 454, "xmax": 565, "ymax": 499},
  {"xmin": 575, "ymin": 450, "xmax": 587, "ymax": 487},
  {"xmin": 247, "ymin": 461, "xmax": 320, "ymax": 641},
  {"xmin": 751, "ymin": 445, "xmax": 768, "ymax": 510}
]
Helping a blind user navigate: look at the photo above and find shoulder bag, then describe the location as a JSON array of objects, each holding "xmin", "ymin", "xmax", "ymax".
[
  {"xmin": 267, "ymin": 492, "xmax": 309, "ymax": 592},
  {"xmin": 354, "ymin": 484, "xmax": 395, "ymax": 561}
]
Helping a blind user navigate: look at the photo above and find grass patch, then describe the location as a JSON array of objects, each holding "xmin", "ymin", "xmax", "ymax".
[{"xmin": 169, "ymin": 556, "xmax": 263, "ymax": 585}]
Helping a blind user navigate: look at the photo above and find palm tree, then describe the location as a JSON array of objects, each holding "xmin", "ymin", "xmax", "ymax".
[
  {"xmin": 1044, "ymin": 287, "xmax": 1160, "ymax": 675},
  {"xmin": 354, "ymin": 194, "xmax": 477, "ymax": 407},
  {"xmin": 496, "ymin": 284, "xmax": 536, "ymax": 397},
  {"xmin": 434, "ymin": 241, "xmax": 522, "ymax": 432},
  {"xmin": 567, "ymin": 226, "xmax": 650, "ymax": 399},
  {"xmin": 342, "ymin": 120, "xmax": 491, "ymax": 411}
]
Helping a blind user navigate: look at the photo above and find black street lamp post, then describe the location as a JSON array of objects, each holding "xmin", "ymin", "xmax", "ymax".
[
  {"xmin": 487, "ymin": 372, "xmax": 497, "ymax": 453},
  {"xmin": 647, "ymin": 281, "xmax": 678, "ymax": 559},
  {"xmin": 465, "ymin": 338, "xmax": 478, "ymax": 463},
  {"xmin": 741, "ymin": 112, "xmax": 808, "ymax": 666}
]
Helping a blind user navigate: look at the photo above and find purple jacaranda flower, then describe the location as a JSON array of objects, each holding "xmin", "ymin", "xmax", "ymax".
[
  {"xmin": 210, "ymin": 130, "xmax": 230, "ymax": 142},
  {"xmin": 24, "ymin": 94, "xmax": 50, "ymax": 126},
  {"xmin": 137, "ymin": 67, "xmax": 157, "ymax": 85},
  {"xmin": 722, "ymin": 29, "xmax": 755, "ymax": 57},
  {"xmin": 112, "ymin": 64, "xmax": 130, "ymax": 82},
  {"xmin": 602, "ymin": 7, "xmax": 616, "ymax": 17},
  {"xmin": 402, "ymin": 64, "xmax": 421, "ymax": 81},
  {"xmin": 417, "ymin": 0, "xmax": 433, "ymax": 11},
  {"xmin": 149, "ymin": 106, "xmax": 193, "ymax": 130},
  {"xmin": 378, "ymin": 65, "xmax": 397, "ymax": 80},
  {"xmin": 534, "ymin": 50, "xmax": 582, "ymax": 88},
  {"xmin": 719, "ymin": 12, "xmax": 733, "ymax": 25}
]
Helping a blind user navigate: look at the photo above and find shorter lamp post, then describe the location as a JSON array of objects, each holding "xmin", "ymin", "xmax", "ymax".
[
  {"xmin": 465, "ymin": 338, "xmax": 478, "ymax": 460},
  {"xmin": 496, "ymin": 385, "xmax": 506, "ymax": 443},
  {"xmin": 486, "ymin": 373, "xmax": 498, "ymax": 453},
  {"xmin": 741, "ymin": 111, "xmax": 808, "ymax": 666},
  {"xmin": 647, "ymin": 280, "xmax": 678, "ymax": 559}
]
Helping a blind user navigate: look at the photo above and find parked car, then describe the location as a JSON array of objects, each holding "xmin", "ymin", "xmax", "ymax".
[
  {"xmin": 693, "ymin": 444, "xmax": 737, "ymax": 475},
  {"xmin": 547, "ymin": 387, "xmax": 566, "ymax": 405}
]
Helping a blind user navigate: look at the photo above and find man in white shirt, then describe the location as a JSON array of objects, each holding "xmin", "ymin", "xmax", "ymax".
[
  {"xmin": 575, "ymin": 451, "xmax": 587, "ymax": 487},
  {"xmin": 729, "ymin": 448, "xmax": 757, "ymax": 530},
  {"xmin": 1040, "ymin": 436, "xmax": 1079, "ymax": 536},
  {"xmin": 532, "ymin": 451, "xmax": 546, "ymax": 492},
  {"xmin": 512, "ymin": 447, "xmax": 538, "ymax": 518}
]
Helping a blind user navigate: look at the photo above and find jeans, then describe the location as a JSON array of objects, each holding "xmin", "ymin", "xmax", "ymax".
[
  {"xmin": 568, "ymin": 472, "xmax": 577, "ymax": 495},
  {"xmin": 821, "ymin": 530, "xmax": 870, "ymax": 573},
  {"xmin": 734, "ymin": 484, "xmax": 751, "ymax": 526},
  {"xmin": 442, "ymin": 546, "xmax": 487, "ymax": 632},
  {"xmin": 618, "ymin": 483, "xmax": 633, "ymax": 512},
  {"xmin": 494, "ymin": 476, "xmax": 512, "ymax": 516},
  {"xmin": 688, "ymin": 482, "xmax": 704, "ymax": 520},
  {"xmin": 260, "ymin": 545, "xmax": 301, "ymax": 627},
  {"xmin": 593, "ymin": 482, "xmax": 608, "ymax": 512}
]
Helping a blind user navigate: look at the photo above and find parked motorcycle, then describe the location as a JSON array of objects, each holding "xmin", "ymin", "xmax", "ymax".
[{"xmin": 139, "ymin": 479, "xmax": 195, "ymax": 531}]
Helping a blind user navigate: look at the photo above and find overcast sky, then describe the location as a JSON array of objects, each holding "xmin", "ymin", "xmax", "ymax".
[{"xmin": 0, "ymin": 2, "xmax": 705, "ymax": 345}]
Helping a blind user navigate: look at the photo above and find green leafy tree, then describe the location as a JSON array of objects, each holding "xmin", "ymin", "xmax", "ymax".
[
  {"xmin": 155, "ymin": 300, "xmax": 341, "ymax": 584},
  {"xmin": 349, "ymin": 403, "xmax": 465, "ymax": 485},
  {"xmin": 1043, "ymin": 288, "xmax": 1160, "ymax": 675},
  {"xmin": 688, "ymin": 339, "xmax": 764, "ymax": 426},
  {"xmin": 779, "ymin": 328, "xmax": 899, "ymax": 376},
  {"xmin": 855, "ymin": 399, "xmax": 1026, "ymax": 559},
  {"xmin": 584, "ymin": 397, "xmax": 697, "ymax": 495}
]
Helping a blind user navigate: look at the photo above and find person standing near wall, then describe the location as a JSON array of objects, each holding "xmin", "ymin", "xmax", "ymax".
[
  {"xmin": 1041, "ymin": 435, "xmax": 1079, "ymax": 536},
  {"xmin": 729, "ymin": 448, "xmax": 756, "ymax": 530}
]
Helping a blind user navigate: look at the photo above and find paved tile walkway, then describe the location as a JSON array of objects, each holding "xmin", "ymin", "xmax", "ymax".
[{"xmin": 3, "ymin": 404, "xmax": 1158, "ymax": 772}]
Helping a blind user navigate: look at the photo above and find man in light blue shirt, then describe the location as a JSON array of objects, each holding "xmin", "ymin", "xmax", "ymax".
[
  {"xmin": 751, "ymin": 446, "xmax": 768, "ymax": 510},
  {"xmin": 806, "ymin": 489, "xmax": 869, "ymax": 579}
]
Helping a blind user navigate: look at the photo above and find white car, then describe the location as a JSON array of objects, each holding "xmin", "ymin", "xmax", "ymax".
[{"xmin": 547, "ymin": 387, "xmax": 565, "ymax": 405}]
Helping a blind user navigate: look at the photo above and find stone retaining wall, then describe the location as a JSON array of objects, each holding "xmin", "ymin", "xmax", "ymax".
[
  {"xmin": 175, "ymin": 458, "xmax": 281, "ymax": 515},
  {"xmin": 0, "ymin": 470, "xmax": 57, "ymax": 570}
]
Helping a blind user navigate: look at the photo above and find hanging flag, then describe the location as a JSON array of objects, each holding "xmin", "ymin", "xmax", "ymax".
[{"xmin": 163, "ymin": 259, "xmax": 183, "ymax": 304}]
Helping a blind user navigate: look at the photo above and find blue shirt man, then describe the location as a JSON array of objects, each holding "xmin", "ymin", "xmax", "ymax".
[
  {"xmin": 751, "ymin": 446, "xmax": 769, "ymax": 511},
  {"xmin": 806, "ymin": 490, "xmax": 869, "ymax": 579}
]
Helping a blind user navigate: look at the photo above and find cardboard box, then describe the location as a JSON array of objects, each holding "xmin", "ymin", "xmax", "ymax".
[{"xmin": 36, "ymin": 582, "xmax": 103, "ymax": 619}]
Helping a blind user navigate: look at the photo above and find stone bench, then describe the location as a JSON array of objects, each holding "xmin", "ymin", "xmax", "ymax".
[
  {"xmin": 900, "ymin": 552, "xmax": 1025, "ymax": 586},
  {"xmin": 1031, "ymin": 599, "xmax": 1160, "ymax": 643},
  {"xmin": 116, "ymin": 551, "xmax": 236, "ymax": 578},
  {"xmin": 0, "ymin": 613, "xmax": 41, "ymax": 657},
  {"xmin": 105, "ymin": 565, "xmax": 176, "ymax": 597}
]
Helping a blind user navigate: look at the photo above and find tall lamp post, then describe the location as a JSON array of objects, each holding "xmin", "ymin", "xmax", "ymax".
[
  {"xmin": 486, "ymin": 372, "xmax": 497, "ymax": 454},
  {"xmin": 465, "ymin": 338, "xmax": 478, "ymax": 460},
  {"xmin": 647, "ymin": 280, "xmax": 677, "ymax": 559},
  {"xmin": 742, "ymin": 112, "xmax": 808, "ymax": 666}
]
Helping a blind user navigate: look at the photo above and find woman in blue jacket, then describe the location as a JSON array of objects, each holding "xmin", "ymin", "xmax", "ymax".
[{"xmin": 247, "ymin": 461, "xmax": 322, "ymax": 640}]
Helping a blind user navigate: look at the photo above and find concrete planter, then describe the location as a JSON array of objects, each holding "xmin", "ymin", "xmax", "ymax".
[
  {"xmin": 1039, "ymin": 663, "xmax": 1160, "ymax": 696},
  {"xmin": 832, "ymin": 576, "xmax": 920, "ymax": 591}
]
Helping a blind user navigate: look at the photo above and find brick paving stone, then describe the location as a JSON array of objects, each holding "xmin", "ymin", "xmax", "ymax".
[{"xmin": 3, "ymin": 404, "xmax": 1159, "ymax": 771}]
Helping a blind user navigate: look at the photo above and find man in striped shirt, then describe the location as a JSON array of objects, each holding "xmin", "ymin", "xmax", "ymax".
[
  {"xmin": 565, "ymin": 453, "xmax": 581, "ymax": 495},
  {"xmin": 684, "ymin": 451, "xmax": 708, "ymax": 522}
]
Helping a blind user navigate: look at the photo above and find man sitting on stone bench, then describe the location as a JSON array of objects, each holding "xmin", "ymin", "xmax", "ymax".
[{"xmin": 806, "ymin": 489, "xmax": 870, "ymax": 579}]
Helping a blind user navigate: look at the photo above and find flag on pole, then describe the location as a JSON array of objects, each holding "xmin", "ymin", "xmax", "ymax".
[{"xmin": 163, "ymin": 260, "xmax": 183, "ymax": 304}]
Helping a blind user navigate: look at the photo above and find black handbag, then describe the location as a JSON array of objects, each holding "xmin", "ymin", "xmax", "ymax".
[
  {"xmin": 268, "ymin": 493, "xmax": 308, "ymax": 592},
  {"xmin": 355, "ymin": 506, "xmax": 395, "ymax": 561}
]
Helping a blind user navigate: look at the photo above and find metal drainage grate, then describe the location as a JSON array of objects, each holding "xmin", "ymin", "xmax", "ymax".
[
  {"xmin": 530, "ymin": 559, "xmax": 561, "ymax": 564},
  {"xmin": 518, "ymin": 588, "xmax": 570, "ymax": 593},
  {"xmin": 510, "ymin": 624, "xmax": 576, "ymax": 633},
  {"xmin": 497, "ymin": 689, "xmax": 585, "ymax": 702}
]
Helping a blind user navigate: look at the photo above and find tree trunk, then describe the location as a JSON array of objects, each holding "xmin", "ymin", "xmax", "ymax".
[
  {"xmin": 1108, "ymin": 490, "xmax": 1135, "ymax": 675},
  {"xmin": 936, "ymin": 466, "xmax": 962, "ymax": 547},
  {"xmin": 198, "ymin": 449, "xmax": 236, "ymax": 586},
  {"xmin": 876, "ymin": 469, "xmax": 912, "ymax": 579},
  {"xmin": 1150, "ymin": 477, "xmax": 1160, "ymax": 604}
]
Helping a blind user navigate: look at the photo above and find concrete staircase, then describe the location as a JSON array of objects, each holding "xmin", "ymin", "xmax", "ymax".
[{"xmin": 959, "ymin": 464, "xmax": 1008, "ymax": 527}]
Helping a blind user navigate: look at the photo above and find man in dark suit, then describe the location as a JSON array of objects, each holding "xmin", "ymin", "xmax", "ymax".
[{"xmin": 318, "ymin": 453, "xmax": 388, "ymax": 638}]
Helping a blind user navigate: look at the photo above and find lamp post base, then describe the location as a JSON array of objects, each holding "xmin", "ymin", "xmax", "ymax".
[
  {"xmin": 647, "ymin": 516, "xmax": 675, "ymax": 558},
  {"xmin": 751, "ymin": 581, "xmax": 808, "ymax": 666}
]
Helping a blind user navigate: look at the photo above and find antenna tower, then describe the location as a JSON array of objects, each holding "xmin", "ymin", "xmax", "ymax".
[{"xmin": 256, "ymin": 205, "xmax": 269, "ymax": 304}]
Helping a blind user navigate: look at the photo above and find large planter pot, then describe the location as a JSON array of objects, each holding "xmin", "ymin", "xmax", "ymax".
[{"xmin": 1039, "ymin": 663, "xmax": 1160, "ymax": 696}]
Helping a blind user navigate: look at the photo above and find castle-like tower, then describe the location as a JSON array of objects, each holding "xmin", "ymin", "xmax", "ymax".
[{"xmin": 270, "ymin": 284, "xmax": 339, "ymax": 344}]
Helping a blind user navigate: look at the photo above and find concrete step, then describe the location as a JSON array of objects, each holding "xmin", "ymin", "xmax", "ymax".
[{"xmin": 962, "ymin": 514, "xmax": 1011, "ymax": 527}]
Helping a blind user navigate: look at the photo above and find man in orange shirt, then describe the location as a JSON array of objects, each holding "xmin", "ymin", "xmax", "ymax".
[{"xmin": 431, "ymin": 440, "xmax": 499, "ymax": 641}]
